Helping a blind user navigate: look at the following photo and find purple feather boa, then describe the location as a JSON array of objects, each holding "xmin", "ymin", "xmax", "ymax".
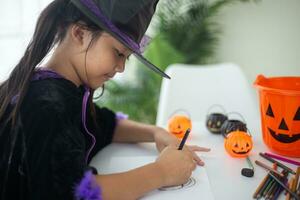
[
  {"xmin": 75, "ymin": 171, "xmax": 102, "ymax": 200},
  {"xmin": 116, "ymin": 111, "xmax": 129, "ymax": 121}
]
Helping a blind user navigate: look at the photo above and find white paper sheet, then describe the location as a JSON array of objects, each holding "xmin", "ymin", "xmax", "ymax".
[{"xmin": 100, "ymin": 156, "xmax": 215, "ymax": 200}]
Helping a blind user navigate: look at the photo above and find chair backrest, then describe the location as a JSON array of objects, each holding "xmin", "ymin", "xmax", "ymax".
[{"xmin": 156, "ymin": 63, "xmax": 259, "ymax": 129}]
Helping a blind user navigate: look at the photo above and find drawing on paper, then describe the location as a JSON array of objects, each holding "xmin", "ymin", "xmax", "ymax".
[{"xmin": 159, "ymin": 177, "xmax": 196, "ymax": 191}]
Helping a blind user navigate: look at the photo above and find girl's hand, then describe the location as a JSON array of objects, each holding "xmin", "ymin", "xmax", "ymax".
[
  {"xmin": 153, "ymin": 127, "xmax": 210, "ymax": 166},
  {"xmin": 155, "ymin": 145, "xmax": 196, "ymax": 187}
]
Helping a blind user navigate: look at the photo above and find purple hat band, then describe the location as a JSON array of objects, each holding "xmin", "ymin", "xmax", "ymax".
[
  {"xmin": 72, "ymin": 0, "xmax": 171, "ymax": 79},
  {"xmin": 80, "ymin": 0, "xmax": 151, "ymax": 54}
]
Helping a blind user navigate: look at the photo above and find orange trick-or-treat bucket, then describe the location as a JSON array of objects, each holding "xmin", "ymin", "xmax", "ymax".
[{"xmin": 254, "ymin": 75, "xmax": 300, "ymax": 157}]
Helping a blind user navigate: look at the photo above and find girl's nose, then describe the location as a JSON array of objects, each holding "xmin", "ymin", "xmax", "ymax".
[{"xmin": 115, "ymin": 60, "xmax": 125, "ymax": 73}]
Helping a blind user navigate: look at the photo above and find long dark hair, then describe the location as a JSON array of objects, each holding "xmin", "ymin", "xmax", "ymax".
[
  {"xmin": 0, "ymin": 0, "xmax": 102, "ymax": 127},
  {"xmin": 0, "ymin": 0, "xmax": 103, "ymax": 197}
]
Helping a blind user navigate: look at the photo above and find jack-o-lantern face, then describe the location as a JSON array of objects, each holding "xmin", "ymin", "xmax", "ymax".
[
  {"xmin": 265, "ymin": 103, "xmax": 300, "ymax": 143},
  {"xmin": 224, "ymin": 131, "xmax": 253, "ymax": 158},
  {"xmin": 206, "ymin": 113, "xmax": 228, "ymax": 134},
  {"xmin": 254, "ymin": 75, "xmax": 300, "ymax": 157},
  {"xmin": 168, "ymin": 115, "xmax": 192, "ymax": 138}
]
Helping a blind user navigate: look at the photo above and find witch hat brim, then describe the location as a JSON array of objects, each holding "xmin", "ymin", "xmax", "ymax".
[{"xmin": 71, "ymin": 0, "xmax": 170, "ymax": 79}]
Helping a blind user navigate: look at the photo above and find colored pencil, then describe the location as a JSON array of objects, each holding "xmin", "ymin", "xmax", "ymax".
[
  {"xmin": 259, "ymin": 152, "xmax": 296, "ymax": 175},
  {"xmin": 269, "ymin": 172, "xmax": 300, "ymax": 200},
  {"xmin": 293, "ymin": 167, "xmax": 300, "ymax": 193},
  {"xmin": 285, "ymin": 179, "xmax": 292, "ymax": 195},
  {"xmin": 253, "ymin": 163, "xmax": 278, "ymax": 199},
  {"xmin": 271, "ymin": 180, "xmax": 286, "ymax": 200},
  {"xmin": 268, "ymin": 183, "xmax": 279, "ymax": 199},
  {"xmin": 263, "ymin": 179, "xmax": 275, "ymax": 197},
  {"xmin": 265, "ymin": 180, "xmax": 277, "ymax": 199},
  {"xmin": 286, "ymin": 177, "xmax": 294, "ymax": 200},
  {"xmin": 265, "ymin": 152, "xmax": 300, "ymax": 166},
  {"xmin": 255, "ymin": 160, "xmax": 284, "ymax": 178},
  {"xmin": 257, "ymin": 175, "xmax": 272, "ymax": 198},
  {"xmin": 253, "ymin": 172, "xmax": 270, "ymax": 198},
  {"xmin": 266, "ymin": 164, "xmax": 280, "ymax": 199},
  {"xmin": 297, "ymin": 179, "xmax": 300, "ymax": 196}
]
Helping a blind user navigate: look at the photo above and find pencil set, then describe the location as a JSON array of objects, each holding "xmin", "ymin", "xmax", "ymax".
[{"xmin": 253, "ymin": 152, "xmax": 300, "ymax": 200}]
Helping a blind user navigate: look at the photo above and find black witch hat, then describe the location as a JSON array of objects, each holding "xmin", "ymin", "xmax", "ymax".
[{"xmin": 71, "ymin": 0, "xmax": 170, "ymax": 79}]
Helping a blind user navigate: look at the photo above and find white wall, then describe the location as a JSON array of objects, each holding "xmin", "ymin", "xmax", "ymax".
[
  {"xmin": 0, "ymin": 0, "xmax": 51, "ymax": 82},
  {"xmin": 216, "ymin": 0, "xmax": 300, "ymax": 84}
]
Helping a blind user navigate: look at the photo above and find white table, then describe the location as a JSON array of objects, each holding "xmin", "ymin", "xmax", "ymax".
[{"xmin": 90, "ymin": 121, "xmax": 300, "ymax": 200}]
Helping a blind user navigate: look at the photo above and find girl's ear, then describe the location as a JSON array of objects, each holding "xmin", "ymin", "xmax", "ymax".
[{"xmin": 70, "ymin": 23, "xmax": 91, "ymax": 48}]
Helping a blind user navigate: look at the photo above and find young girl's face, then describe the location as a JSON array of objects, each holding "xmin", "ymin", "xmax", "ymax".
[{"xmin": 72, "ymin": 29, "xmax": 132, "ymax": 89}]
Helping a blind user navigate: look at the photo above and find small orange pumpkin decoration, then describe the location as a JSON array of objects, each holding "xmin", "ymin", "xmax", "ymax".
[
  {"xmin": 224, "ymin": 130, "xmax": 253, "ymax": 158},
  {"xmin": 168, "ymin": 115, "xmax": 192, "ymax": 138}
]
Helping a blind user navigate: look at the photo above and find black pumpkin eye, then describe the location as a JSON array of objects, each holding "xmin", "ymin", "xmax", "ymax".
[
  {"xmin": 177, "ymin": 125, "xmax": 181, "ymax": 129},
  {"xmin": 266, "ymin": 104, "xmax": 274, "ymax": 117},
  {"xmin": 234, "ymin": 144, "xmax": 238, "ymax": 148},
  {"xmin": 278, "ymin": 119, "xmax": 289, "ymax": 131},
  {"xmin": 246, "ymin": 143, "xmax": 249, "ymax": 147},
  {"xmin": 294, "ymin": 107, "xmax": 300, "ymax": 121}
]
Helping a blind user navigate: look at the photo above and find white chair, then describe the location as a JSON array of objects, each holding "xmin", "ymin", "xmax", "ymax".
[{"xmin": 156, "ymin": 63, "xmax": 260, "ymax": 130}]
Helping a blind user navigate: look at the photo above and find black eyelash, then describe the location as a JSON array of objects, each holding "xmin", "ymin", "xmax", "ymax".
[
  {"xmin": 115, "ymin": 49, "xmax": 126, "ymax": 58},
  {"xmin": 115, "ymin": 48, "xmax": 130, "ymax": 60}
]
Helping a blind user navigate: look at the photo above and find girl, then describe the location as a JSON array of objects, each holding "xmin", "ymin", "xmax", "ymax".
[{"xmin": 0, "ymin": 0, "xmax": 210, "ymax": 199}]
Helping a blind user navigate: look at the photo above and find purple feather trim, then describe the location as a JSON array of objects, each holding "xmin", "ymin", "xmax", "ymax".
[
  {"xmin": 10, "ymin": 69, "xmax": 64, "ymax": 105},
  {"xmin": 31, "ymin": 68, "xmax": 64, "ymax": 81},
  {"xmin": 116, "ymin": 112, "xmax": 129, "ymax": 121},
  {"xmin": 75, "ymin": 171, "xmax": 102, "ymax": 200},
  {"xmin": 139, "ymin": 35, "xmax": 152, "ymax": 53}
]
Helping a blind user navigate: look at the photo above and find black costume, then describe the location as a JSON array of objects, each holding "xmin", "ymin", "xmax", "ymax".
[{"xmin": 0, "ymin": 71, "xmax": 116, "ymax": 200}]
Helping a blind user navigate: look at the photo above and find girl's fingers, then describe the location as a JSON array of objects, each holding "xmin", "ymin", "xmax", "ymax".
[
  {"xmin": 188, "ymin": 145, "xmax": 211, "ymax": 152},
  {"xmin": 182, "ymin": 146, "xmax": 205, "ymax": 166},
  {"xmin": 192, "ymin": 151, "xmax": 205, "ymax": 166}
]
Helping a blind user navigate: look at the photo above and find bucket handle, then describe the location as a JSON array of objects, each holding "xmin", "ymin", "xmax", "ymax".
[
  {"xmin": 227, "ymin": 112, "xmax": 246, "ymax": 123},
  {"xmin": 168, "ymin": 109, "xmax": 191, "ymax": 120},
  {"xmin": 206, "ymin": 104, "xmax": 227, "ymax": 116}
]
